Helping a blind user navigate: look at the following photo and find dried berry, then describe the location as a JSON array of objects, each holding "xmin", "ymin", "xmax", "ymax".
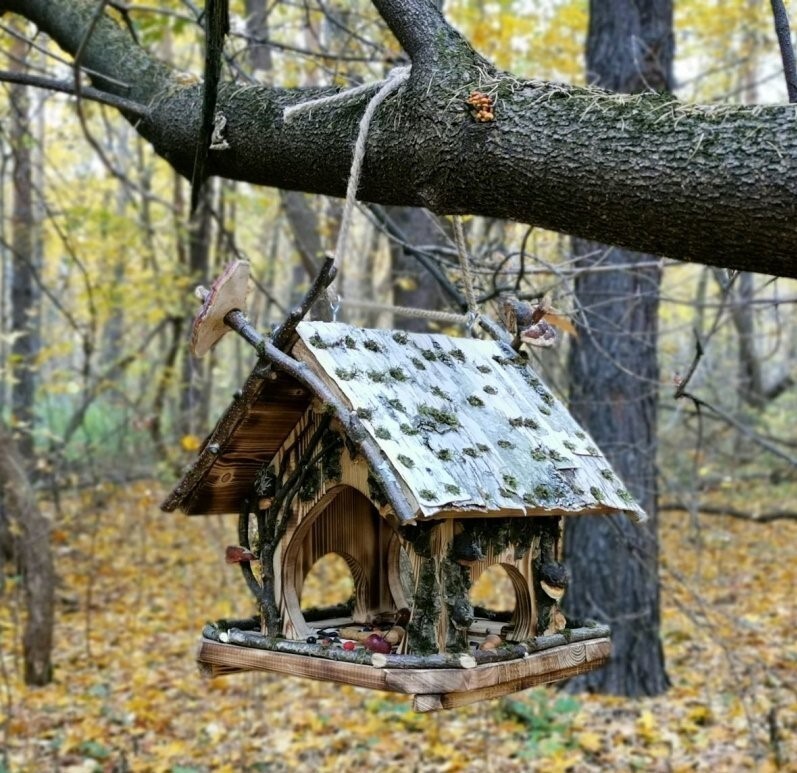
[{"xmin": 363, "ymin": 634, "xmax": 392, "ymax": 654}]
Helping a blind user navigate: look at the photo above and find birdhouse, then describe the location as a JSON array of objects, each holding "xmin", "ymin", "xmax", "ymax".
[{"xmin": 162, "ymin": 320, "xmax": 645, "ymax": 712}]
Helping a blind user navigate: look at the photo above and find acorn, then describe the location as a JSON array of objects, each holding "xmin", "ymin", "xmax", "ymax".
[{"xmin": 383, "ymin": 626, "xmax": 405, "ymax": 646}]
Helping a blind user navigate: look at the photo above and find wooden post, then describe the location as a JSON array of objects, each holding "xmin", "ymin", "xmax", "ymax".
[{"xmin": 533, "ymin": 517, "xmax": 566, "ymax": 636}]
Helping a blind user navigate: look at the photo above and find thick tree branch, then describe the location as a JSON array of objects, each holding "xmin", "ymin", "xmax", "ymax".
[
  {"xmin": 5, "ymin": 0, "xmax": 797, "ymax": 278},
  {"xmin": 371, "ymin": 0, "xmax": 472, "ymax": 65},
  {"xmin": 0, "ymin": 0, "xmax": 172, "ymax": 100}
]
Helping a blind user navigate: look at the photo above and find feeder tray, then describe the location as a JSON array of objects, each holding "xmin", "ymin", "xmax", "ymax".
[{"xmin": 197, "ymin": 623, "xmax": 611, "ymax": 712}]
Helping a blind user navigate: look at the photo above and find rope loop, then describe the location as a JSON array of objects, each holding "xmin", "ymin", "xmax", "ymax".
[{"xmin": 283, "ymin": 67, "xmax": 411, "ymax": 313}]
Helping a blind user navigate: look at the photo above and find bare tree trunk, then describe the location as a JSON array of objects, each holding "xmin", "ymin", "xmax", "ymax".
[
  {"xmin": 0, "ymin": 110, "xmax": 12, "ymax": 579},
  {"xmin": 564, "ymin": 0, "xmax": 672, "ymax": 697},
  {"xmin": 244, "ymin": 0, "xmax": 272, "ymax": 74},
  {"xmin": 8, "ymin": 33, "xmax": 39, "ymax": 460},
  {"xmin": 386, "ymin": 207, "xmax": 450, "ymax": 332},
  {"xmin": 0, "ymin": 419, "xmax": 55, "ymax": 684},
  {"xmin": 100, "ymin": 123, "xmax": 133, "ymax": 377},
  {"xmin": 178, "ymin": 181, "xmax": 212, "ymax": 437}
]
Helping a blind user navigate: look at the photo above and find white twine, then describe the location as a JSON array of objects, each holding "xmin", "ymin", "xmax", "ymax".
[
  {"xmin": 338, "ymin": 296, "xmax": 469, "ymax": 325},
  {"xmin": 283, "ymin": 67, "xmax": 483, "ymax": 333},
  {"xmin": 283, "ymin": 66, "xmax": 411, "ymax": 291}
]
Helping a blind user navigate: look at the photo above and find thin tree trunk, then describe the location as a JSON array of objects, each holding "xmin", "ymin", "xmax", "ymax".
[
  {"xmin": 0, "ymin": 112, "xmax": 12, "ymax": 578},
  {"xmin": 386, "ymin": 206, "xmax": 450, "ymax": 332},
  {"xmin": 0, "ymin": 419, "xmax": 55, "ymax": 685},
  {"xmin": 9, "ymin": 33, "xmax": 39, "ymax": 460},
  {"xmin": 244, "ymin": 0, "xmax": 272, "ymax": 75},
  {"xmin": 564, "ymin": 0, "xmax": 672, "ymax": 697},
  {"xmin": 178, "ymin": 181, "xmax": 212, "ymax": 437}
]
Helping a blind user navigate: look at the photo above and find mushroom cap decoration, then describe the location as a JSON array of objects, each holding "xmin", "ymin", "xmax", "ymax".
[{"xmin": 191, "ymin": 260, "xmax": 250, "ymax": 357}]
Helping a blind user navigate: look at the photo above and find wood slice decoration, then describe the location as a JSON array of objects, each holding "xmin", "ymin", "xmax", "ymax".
[{"xmin": 191, "ymin": 260, "xmax": 250, "ymax": 357}]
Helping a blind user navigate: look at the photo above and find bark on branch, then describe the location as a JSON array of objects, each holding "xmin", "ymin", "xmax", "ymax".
[
  {"xmin": 4, "ymin": 0, "xmax": 797, "ymax": 277},
  {"xmin": 371, "ymin": 0, "xmax": 476, "ymax": 65}
]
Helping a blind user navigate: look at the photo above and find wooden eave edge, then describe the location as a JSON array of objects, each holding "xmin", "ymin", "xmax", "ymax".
[
  {"xmin": 160, "ymin": 366, "xmax": 270, "ymax": 513},
  {"xmin": 160, "ymin": 342, "xmax": 420, "ymax": 522},
  {"xmin": 262, "ymin": 339, "xmax": 420, "ymax": 524}
]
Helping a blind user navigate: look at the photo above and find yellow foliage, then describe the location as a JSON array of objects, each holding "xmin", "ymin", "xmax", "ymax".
[
  {"xmin": 576, "ymin": 729, "xmax": 603, "ymax": 752},
  {"xmin": 180, "ymin": 434, "xmax": 202, "ymax": 452}
]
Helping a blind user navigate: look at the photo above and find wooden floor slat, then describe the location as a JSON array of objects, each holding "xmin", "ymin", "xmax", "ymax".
[{"xmin": 196, "ymin": 637, "xmax": 611, "ymax": 708}]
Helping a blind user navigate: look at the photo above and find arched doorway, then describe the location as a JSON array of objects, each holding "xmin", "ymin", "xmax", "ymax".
[
  {"xmin": 281, "ymin": 486, "xmax": 398, "ymax": 638},
  {"xmin": 300, "ymin": 552, "xmax": 357, "ymax": 621},
  {"xmin": 469, "ymin": 562, "xmax": 535, "ymax": 641}
]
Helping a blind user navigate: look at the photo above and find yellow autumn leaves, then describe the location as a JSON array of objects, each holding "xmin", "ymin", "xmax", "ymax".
[{"xmin": 2, "ymin": 479, "xmax": 795, "ymax": 770}]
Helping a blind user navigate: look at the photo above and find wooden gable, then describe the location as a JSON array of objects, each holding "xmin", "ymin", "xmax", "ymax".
[{"xmin": 162, "ymin": 368, "xmax": 311, "ymax": 514}]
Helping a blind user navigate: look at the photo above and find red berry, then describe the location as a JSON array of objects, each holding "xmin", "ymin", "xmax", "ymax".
[
  {"xmin": 342, "ymin": 641, "xmax": 356, "ymax": 651},
  {"xmin": 363, "ymin": 634, "xmax": 391, "ymax": 654}
]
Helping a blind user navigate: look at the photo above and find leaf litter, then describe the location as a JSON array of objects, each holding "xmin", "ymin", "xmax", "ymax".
[{"xmin": 1, "ymin": 480, "xmax": 795, "ymax": 771}]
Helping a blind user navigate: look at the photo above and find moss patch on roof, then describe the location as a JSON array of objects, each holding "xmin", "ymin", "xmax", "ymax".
[{"xmin": 299, "ymin": 322, "xmax": 645, "ymax": 521}]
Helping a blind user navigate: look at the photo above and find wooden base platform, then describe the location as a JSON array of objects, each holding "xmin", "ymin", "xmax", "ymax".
[{"xmin": 196, "ymin": 636, "xmax": 611, "ymax": 712}]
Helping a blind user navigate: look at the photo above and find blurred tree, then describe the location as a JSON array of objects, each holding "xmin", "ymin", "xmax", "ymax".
[
  {"xmin": 8, "ymin": 29, "xmax": 39, "ymax": 459},
  {"xmin": 0, "ymin": 417, "xmax": 54, "ymax": 685},
  {"xmin": 564, "ymin": 0, "xmax": 672, "ymax": 697}
]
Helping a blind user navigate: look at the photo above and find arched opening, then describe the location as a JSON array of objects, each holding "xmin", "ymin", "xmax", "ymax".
[
  {"xmin": 280, "ymin": 486, "xmax": 401, "ymax": 638},
  {"xmin": 470, "ymin": 564, "xmax": 516, "ymax": 622},
  {"xmin": 300, "ymin": 552, "xmax": 356, "ymax": 621},
  {"xmin": 468, "ymin": 562, "xmax": 534, "ymax": 641}
]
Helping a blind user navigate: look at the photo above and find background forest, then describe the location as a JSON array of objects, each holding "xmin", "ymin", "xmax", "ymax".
[{"xmin": 1, "ymin": 0, "xmax": 797, "ymax": 770}]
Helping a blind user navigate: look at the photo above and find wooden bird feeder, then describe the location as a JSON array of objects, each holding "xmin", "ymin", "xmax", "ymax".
[{"xmin": 162, "ymin": 315, "xmax": 645, "ymax": 712}]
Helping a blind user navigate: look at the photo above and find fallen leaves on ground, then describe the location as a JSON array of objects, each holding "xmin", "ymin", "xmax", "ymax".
[{"xmin": 1, "ymin": 480, "xmax": 795, "ymax": 771}]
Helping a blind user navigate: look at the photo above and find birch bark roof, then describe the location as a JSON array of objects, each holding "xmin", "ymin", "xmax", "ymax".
[
  {"xmin": 296, "ymin": 322, "xmax": 645, "ymax": 523},
  {"xmin": 162, "ymin": 321, "xmax": 645, "ymax": 523}
]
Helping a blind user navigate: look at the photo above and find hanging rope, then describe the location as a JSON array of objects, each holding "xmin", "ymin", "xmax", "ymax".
[
  {"xmin": 284, "ymin": 68, "xmax": 490, "ymax": 336},
  {"xmin": 452, "ymin": 215, "xmax": 479, "ymax": 321},
  {"xmin": 338, "ymin": 297, "xmax": 469, "ymax": 325},
  {"xmin": 284, "ymin": 67, "xmax": 411, "ymax": 287}
]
